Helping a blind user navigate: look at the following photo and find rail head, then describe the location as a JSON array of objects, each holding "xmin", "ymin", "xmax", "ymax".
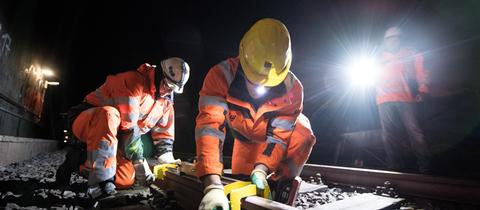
[{"xmin": 302, "ymin": 164, "xmax": 480, "ymax": 205}]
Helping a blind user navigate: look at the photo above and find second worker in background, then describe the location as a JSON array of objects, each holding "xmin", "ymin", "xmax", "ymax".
[{"xmin": 377, "ymin": 26, "xmax": 431, "ymax": 173}]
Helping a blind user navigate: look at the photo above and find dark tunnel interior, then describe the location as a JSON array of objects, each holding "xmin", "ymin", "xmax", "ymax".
[{"xmin": 0, "ymin": 0, "xmax": 479, "ymax": 179}]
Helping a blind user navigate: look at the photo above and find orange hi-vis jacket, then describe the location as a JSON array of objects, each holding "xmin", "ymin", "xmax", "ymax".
[
  {"xmin": 84, "ymin": 63, "xmax": 175, "ymax": 153},
  {"xmin": 196, "ymin": 57, "xmax": 311, "ymax": 178},
  {"xmin": 376, "ymin": 48, "xmax": 429, "ymax": 105}
]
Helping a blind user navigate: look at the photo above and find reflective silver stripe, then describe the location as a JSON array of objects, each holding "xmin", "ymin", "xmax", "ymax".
[
  {"xmin": 146, "ymin": 116, "xmax": 159, "ymax": 125},
  {"xmin": 114, "ymin": 97, "xmax": 140, "ymax": 106},
  {"xmin": 89, "ymin": 165, "xmax": 116, "ymax": 185},
  {"xmin": 271, "ymin": 118, "xmax": 295, "ymax": 131},
  {"xmin": 152, "ymin": 125, "xmax": 174, "ymax": 134},
  {"xmin": 167, "ymin": 125, "xmax": 174, "ymax": 134},
  {"xmin": 198, "ymin": 95, "xmax": 228, "ymax": 110},
  {"xmin": 195, "ymin": 126, "xmax": 225, "ymax": 142},
  {"xmin": 157, "ymin": 138, "xmax": 174, "ymax": 145},
  {"xmin": 218, "ymin": 60, "xmax": 233, "ymax": 85},
  {"xmin": 266, "ymin": 136, "xmax": 287, "ymax": 150},
  {"xmin": 139, "ymin": 126, "xmax": 150, "ymax": 134},
  {"xmin": 95, "ymin": 89, "xmax": 109, "ymax": 105},
  {"xmin": 87, "ymin": 140, "xmax": 117, "ymax": 185},
  {"xmin": 158, "ymin": 114, "xmax": 169, "ymax": 126},
  {"xmin": 121, "ymin": 112, "xmax": 139, "ymax": 122},
  {"xmin": 152, "ymin": 126, "xmax": 162, "ymax": 133},
  {"xmin": 91, "ymin": 140, "xmax": 117, "ymax": 159},
  {"xmin": 139, "ymin": 113, "xmax": 147, "ymax": 120}
]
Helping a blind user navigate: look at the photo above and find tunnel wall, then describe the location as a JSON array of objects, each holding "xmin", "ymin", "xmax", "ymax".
[
  {"xmin": 0, "ymin": 3, "xmax": 50, "ymax": 138},
  {"xmin": 0, "ymin": 135, "xmax": 58, "ymax": 166}
]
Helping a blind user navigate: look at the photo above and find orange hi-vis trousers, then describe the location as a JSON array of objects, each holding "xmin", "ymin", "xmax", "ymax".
[
  {"xmin": 232, "ymin": 113, "xmax": 316, "ymax": 179},
  {"xmin": 73, "ymin": 106, "xmax": 135, "ymax": 189}
]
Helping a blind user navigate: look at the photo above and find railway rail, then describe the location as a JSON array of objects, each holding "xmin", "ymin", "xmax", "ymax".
[
  {"xmin": 302, "ymin": 164, "xmax": 480, "ymax": 205},
  {"xmin": 156, "ymin": 162, "xmax": 480, "ymax": 210}
]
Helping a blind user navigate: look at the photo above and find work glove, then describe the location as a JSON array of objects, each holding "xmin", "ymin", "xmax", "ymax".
[
  {"xmin": 198, "ymin": 184, "xmax": 229, "ymax": 210},
  {"xmin": 157, "ymin": 152, "xmax": 181, "ymax": 164},
  {"xmin": 251, "ymin": 168, "xmax": 272, "ymax": 199},
  {"xmin": 133, "ymin": 158, "xmax": 155, "ymax": 186}
]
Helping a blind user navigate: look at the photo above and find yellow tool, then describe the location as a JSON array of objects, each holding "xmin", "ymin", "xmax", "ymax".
[
  {"xmin": 224, "ymin": 181, "xmax": 271, "ymax": 210},
  {"xmin": 153, "ymin": 163, "xmax": 178, "ymax": 180}
]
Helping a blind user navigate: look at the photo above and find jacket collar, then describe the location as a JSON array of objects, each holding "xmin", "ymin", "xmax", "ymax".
[
  {"xmin": 136, "ymin": 63, "xmax": 173, "ymax": 101},
  {"xmin": 228, "ymin": 65, "xmax": 286, "ymax": 109}
]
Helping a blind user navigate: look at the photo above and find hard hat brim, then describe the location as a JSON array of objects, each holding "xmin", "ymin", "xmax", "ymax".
[{"xmin": 239, "ymin": 52, "xmax": 291, "ymax": 87}]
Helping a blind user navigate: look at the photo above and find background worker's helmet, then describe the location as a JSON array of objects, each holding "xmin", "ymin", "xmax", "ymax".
[
  {"xmin": 384, "ymin": 26, "xmax": 402, "ymax": 39},
  {"xmin": 239, "ymin": 18, "xmax": 292, "ymax": 87},
  {"xmin": 160, "ymin": 57, "xmax": 190, "ymax": 93}
]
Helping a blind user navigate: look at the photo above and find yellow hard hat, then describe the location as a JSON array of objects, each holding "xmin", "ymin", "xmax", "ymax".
[{"xmin": 239, "ymin": 18, "xmax": 292, "ymax": 87}]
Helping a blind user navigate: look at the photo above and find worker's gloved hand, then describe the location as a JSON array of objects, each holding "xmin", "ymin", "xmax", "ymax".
[
  {"xmin": 157, "ymin": 152, "xmax": 181, "ymax": 164},
  {"xmin": 251, "ymin": 168, "xmax": 268, "ymax": 190},
  {"xmin": 198, "ymin": 184, "xmax": 229, "ymax": 210},
  {"xmin": 251, "ymin": 168, "xmax": 272, "ymax": 199},
  {"xmin": 133, "ymin": 158, "xmax": 155, "ymax": 186}
]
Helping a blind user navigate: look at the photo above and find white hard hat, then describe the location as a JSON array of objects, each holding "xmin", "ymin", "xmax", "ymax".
[
  {"xmin": 160, "ymin": 57, "xmax": 190, "ymax": 94},
  {"xmin": 384, "ymin": 26, "xmax": 402, "ymax": 38}
]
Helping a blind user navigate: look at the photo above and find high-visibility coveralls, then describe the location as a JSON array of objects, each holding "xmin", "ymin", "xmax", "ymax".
[
  {"xmin": 72, "ymin": 63, "xmax": 175, "ymax": 188},
  {"xmin": 376, "ymin": 48, "xmax": 431, "ymax": 172},
  {"xmin": 377, "ymin": 48, "xmax": 429, "ymax": 104},
  {"xmin": 195, "ymin": 57, "xmax": 316, "ymax": 179}
]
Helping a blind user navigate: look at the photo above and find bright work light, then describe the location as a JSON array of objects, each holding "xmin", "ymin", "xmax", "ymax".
[
  {"xmin": 41, "ymin": 69, "xmax": 55, "ymax": 77},
  {"xmin": 346, "ymin": 56, "xmax": 379, "ymax": 87},
  {"xmin": 255, "ymin": 86, "xmax": 267, "ymax": 95}
]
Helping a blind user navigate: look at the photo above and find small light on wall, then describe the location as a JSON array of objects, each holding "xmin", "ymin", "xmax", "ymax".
[{"xmin": 41, "ymin": 69, "xmax": 55, "ymax": 77}]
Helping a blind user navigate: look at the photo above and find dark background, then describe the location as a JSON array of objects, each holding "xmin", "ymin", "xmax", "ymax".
[{"xmin": 1, "ymin": 0, "xmax": 479, "ymax": 177}]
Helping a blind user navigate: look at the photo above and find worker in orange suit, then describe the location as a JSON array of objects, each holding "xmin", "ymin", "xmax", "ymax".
[
  {"xmin": 66, "ymin": 58, "xmax": 189, "ymax": 199},
  {"xmin": 196, "ymin": 18, "xmax": 316, "ymax": 210},
  {"xmin": 377, "ymin": 26, "xmax": 431, "ymax": 173}
]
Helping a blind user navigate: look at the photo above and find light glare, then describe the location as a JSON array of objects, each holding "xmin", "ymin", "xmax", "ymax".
[
  {"xmin": 346, "ymin": 57, "xmax": 379, "ymax": 87},
  {"xmin": 47, "ymin": 81, "xmax": 60, "ymax": 86},
  {"xmin": 41, "ymin": 69, "xmax": 54, "ymax": 77},
  {"xmin": 255, "ymin": 86, "xmax": 266, "ymax": 95}
]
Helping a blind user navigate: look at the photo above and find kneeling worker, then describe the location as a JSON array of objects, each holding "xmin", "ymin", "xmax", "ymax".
[
  {"xmin": 196, "ymin": 18, "xmax": 316, "ymax": 209},
  {"xmin": 59, "ymin": 58, "xmax": 189, "ymax": 199}
]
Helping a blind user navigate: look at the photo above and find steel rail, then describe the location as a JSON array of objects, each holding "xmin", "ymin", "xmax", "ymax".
[
  {"xmin": 165, "ymin": 155, "xmax": 480, "ymax": 207},
  {"xmin": 302, "ymin": 164, "xmax": 480, "ymax": 205}
]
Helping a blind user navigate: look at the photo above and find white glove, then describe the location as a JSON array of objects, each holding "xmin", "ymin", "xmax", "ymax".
[
  {"xmin": 157, "ymin": 152, "xmax": 181, "ymax": 164},
  {"xmin": 133, "ymin": 158, "xmax": 155, "ymax": 186},
  {"xmin": 250, "ymin": 168, "xmax": 268, "ymax": 190},
  {"xmin": 251, "ymin": 168, "xmax": 272, "ymax": 199},
  {"xmin": 198, "ymin": 184, "xmax": 229, "ymax": 210}
]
